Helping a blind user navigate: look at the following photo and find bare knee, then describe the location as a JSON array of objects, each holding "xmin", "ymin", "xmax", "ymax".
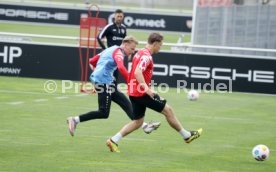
[
  {"xmin": 133, "ymin": 118, "xmax": 144, "ymax": 128},
  {"xmin": 162, "ymin": 104, "xmax": 174, "ymax": 117}
]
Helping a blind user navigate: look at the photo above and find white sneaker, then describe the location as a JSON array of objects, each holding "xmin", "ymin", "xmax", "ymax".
[
  {"xmin": 67, "ymin": 117, "xmax": 77, "ymax": 136},
  {"xmin": 143, "ymin": 121, "xmax": 161, "ymax": 134}
]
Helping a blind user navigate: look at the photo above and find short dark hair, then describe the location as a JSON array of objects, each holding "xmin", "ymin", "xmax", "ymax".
[
  {"xmin": 115, "ymin": 9, "xmax": 123, "ymax": 14},
  {"xmin": 147, "ymin": 33, "xmax": 163, "ymax": 44}
]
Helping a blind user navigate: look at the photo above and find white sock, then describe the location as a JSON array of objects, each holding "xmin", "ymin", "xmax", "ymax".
[
  {"xmin": 179, "ymin": 128, "xmax": 191, "ymax": 139},
  {"xmin": 111, "ymin": 132, "xmax": 122, "ymax": 144},
  {"xmin": 141, "ymin": 122, "xmax": 147, "ymax": 128},
  {"xmin": 74, "ymin": 116, "xmax": 80, "ymax": 123}
]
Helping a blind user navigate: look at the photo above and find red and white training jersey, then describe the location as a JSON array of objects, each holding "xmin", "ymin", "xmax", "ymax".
[{"xmin": 128, "ymin": 48, "xmax": 154, "ymax": 97}]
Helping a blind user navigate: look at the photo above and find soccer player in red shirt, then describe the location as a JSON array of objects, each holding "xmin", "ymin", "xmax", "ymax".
[
  {"xmin": 67, "ymin": 36, "xmax": 161, "ymax": 137},
  {"xmin": 106, "ymin": 33, "xmax": 203, "ymax": 152}
]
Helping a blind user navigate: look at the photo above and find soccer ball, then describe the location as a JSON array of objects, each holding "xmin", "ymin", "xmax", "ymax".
[
  {"xmin": 252, "ymin": 144, "xmax": 270, "ymax": 161},
  {"xmin": 187, "ymin": 90, "xmax": 199, "ymax": 101}
]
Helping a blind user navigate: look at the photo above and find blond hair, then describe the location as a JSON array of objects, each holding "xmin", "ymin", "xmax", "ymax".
[{"xmin": 122, "ymin": 36, "xmax": 138, "ymax": 45}]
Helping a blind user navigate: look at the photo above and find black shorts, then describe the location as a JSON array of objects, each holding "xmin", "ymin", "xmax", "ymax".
[
  {"xmin": 129, "ymin": 94, "xmax": 167, "ymax": 120},
  {"xmin": 94, "ymin": 83, "xmax": 133, "ymax": 118}
]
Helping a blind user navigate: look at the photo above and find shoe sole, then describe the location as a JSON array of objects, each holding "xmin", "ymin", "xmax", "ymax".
[
  {"xmin": 152, "ymin": 123, "xmax": 161, "ymax": 129},
  {"xmin": 144, "ymin": 123, "xmax": 161, "ymax": 134},
  {"xmin": 106, "ymin": 140, "xmax": 120, "ymax": 153},
  {"xmin": 106, "ymin": 141, "xmax": 113, "ymax": 152},
  {"xmin": 67, "ymin": 118, "xmax": 75, "ymax": 137}
]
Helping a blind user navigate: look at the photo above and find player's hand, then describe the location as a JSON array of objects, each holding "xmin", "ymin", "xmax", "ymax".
[
  {"xmin": 153, "ymin": 93, "xmax": 166, "ymax": 104},
  {"xmin": 89, "ymin": 64, "xmax": 94, "ymax": 71},
  {"xmin": 146, "ymin": 89, "xmax": 156, "ymax": 98},
  {"xmin": 153, "ymin": 93, "xmax": 165, "ymax": 100}
]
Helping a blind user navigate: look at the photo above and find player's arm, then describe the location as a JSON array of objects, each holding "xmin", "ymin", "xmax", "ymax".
[
  {"xmin": 89, "ymin": 54, "xmax": 100, "ymax": 70},
  {"xmin": 123, "ymin": 26, "xmax": 127, "ymax": 38},
  {"xmin": 134, "ymin": 68, "xmax": 155, "ymax": 97},
  {"xmin": 97, "ymin": 25, "xmax": 109, "ymax": 50},
  {"xmin": 134, "ymin": 56, "xmax": 155, "ymax": 97},
  {"xmin": 112, "ymin": 50, "xmax": 128, "ymax": 82}
]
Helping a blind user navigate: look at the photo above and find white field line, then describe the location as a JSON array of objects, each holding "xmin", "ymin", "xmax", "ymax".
[
  {"xmin": 33, "ymin": 99, "xmax": 48, "ymax": 102},
  {"xmin": 74, "ymin": 94, "xmax": 90, "ymax": 97},
  {"xmin": 201, "ymin": 144, "xmax": 276, "ymax": 152},
  {"xmin": 6, "ymin": 101, "xmax": 24, "ymax": 105},
  {"xmin": 0, "ymin": 129, "xmax": 13, "ymax": 133},
  {"xmin": 0, "ymin": 89, "xmax": 91, "ymax": 97},
  {"xmin": 54, "ymin": 96, "xmax": 69, "ymax": 99},
  {"xmin": 189, "ymin": 114, "xmax": 254, "ymax": 122},
  {"xmin": 2, "ymin": 141, "xmax": 50, "ymax": 146},
  {"xmin": 0, "ymin": 89, "xmax": 62, "ymax": 96},
  {"xmin": 88, "ymin": 135, "xmax": 156, "ymax": 142},
  {"xmin": 0, "ymin": 136, "xmax": 274, "ymax": 152},
  {"xmin": 0, "ymin": 89, "xmax": 92, "ymax": 105},
  {"xmin": 113, "ymin": 109, "xmax": 254, "ymax": 123},
  {"xmin": 71, "ymin": 135, "xmax": 276, "ymax": 152}
]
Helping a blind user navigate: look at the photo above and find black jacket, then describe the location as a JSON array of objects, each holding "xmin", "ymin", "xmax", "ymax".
[{"xmin": 97, "ymin": 22, "xmax": 127, "ymax": 49}]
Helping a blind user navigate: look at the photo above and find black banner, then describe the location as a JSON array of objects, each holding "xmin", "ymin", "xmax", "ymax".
[
  {"xmin": 150, "ymin": 52, "xmax": 276, "ymax": 94},
  {"xmin": 0, "ymin": 4, "xmax": 192, "ymax": 32},
  {"xmin": 0, "ymin": 43, "xmax": 81, "ymax": 80},
  {"xmin": 0, "ymin": 42, "xmax": 275, "ymax": 94}
]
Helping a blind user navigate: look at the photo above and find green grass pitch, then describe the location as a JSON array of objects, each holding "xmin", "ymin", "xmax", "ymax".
[{"xmin": 0, "ymin": 76, "xmax": 275, "ymax": 171}]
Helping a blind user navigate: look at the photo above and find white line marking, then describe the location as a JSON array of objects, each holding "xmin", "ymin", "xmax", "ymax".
[
  {"xmin": 124, "ymin": 137, "xmax": 156, "ymax": 142},
  {"xmin": 0, "ymin": 89, "xmax": 61, "ymax": 95},
  {"xmin": 7, "ymin": 141, "xmax": 50, "ymax": 146},
  {"xmin": 6, "ymin": 101, "xmax": 24, "ymax": 105},
  {"xmin": 0, "ymin": 129, "xmax": 12, "ymax": 133},
  {"xmin": 88, "ymin": 135, "xmax": 156, "ymax": 142},
  {"xmin": 189, "ymin": 114, "xmax": 253, "ymax": 122},
  {"xmin": 55, "ymin": 96, "xmax": 68, "ymax": 99},
  {"xmin": 0, "ymin": 90, "xmax": 91, "ymax": 97},
  {"xmin": 75, "ymin": 94, "xmax": 89, "ymax": 97},
  {"xmin": 202, "ymin": 144, "xmax": 276, "ymax": 152},
  {"xmin": 33, "ymin": 99, "xmax": 48, "ymax": 102}
]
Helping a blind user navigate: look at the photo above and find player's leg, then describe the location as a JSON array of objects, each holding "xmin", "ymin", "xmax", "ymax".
[
  {"xmin": 106, "ymin": 118, "xmax": 144, "ymax": 153},
  {"xmin": 146, "ymin": 94, "xmax": 202, "ymax": 143},
  {"xmin": 107, "ymin": 119, "xmax": 145, "ymax": 152},
  {"xmin": 67, "ymin": 84, "xmax": 112, "ymax": 136},
  {"xmin": 111, "ymin": 88, "xmax": 160, "ymax": 134},
  {"xmin": 111, "ymin": 87, "xmax": 133, "ymax": 120},
  {"xmin": 156, "ymin": 96, "xmax": 202, "ymax": 143},
  {"xmin": 79, "ymin": 84, "xmax": 112, "ymax": 120},
  {"xmin": 107, "ymin": 96, "xmax": 146, "ymax": 152}
]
